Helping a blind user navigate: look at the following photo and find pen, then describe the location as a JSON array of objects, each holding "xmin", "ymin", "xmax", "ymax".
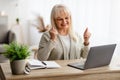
[{"xmin": 42, "ymin": 61, "xmax": 47, "ymax": 66}]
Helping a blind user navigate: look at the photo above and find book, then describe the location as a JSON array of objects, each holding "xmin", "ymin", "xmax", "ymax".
[{"xmin": 27, "ymin": 59, "xmax": 61, "ymax": 69}]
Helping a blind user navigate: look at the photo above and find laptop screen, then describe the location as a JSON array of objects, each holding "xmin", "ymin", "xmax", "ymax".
[{"xmin": 84, "ymin": 44, "xmax": 116, "ymax": 69}]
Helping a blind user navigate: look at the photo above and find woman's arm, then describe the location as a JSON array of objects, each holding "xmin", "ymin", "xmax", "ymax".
[
  {"xmin": 76, "ymin": 33, "xmax": 89, "ymax": 58},
  {"xmin": 37, "ymin": 32, "xmax": 56, "ymax": 60},
  {"xmin": 81, "ymin": 45, "xmax": 89, "ymax": 58},
  {"xmin": 81, "ymin": 27, "xmax": 91, "ymax": 58}
]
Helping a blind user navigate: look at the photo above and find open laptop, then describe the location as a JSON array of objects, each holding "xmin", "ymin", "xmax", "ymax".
[{"xmin": 68, "ymin": 44, "xmax": 116, "ymax": 70}]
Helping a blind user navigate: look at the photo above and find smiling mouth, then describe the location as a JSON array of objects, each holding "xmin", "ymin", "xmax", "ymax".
[
  {"xmin": 61, "ymin": 23, "xmax": 68, "ymax": 26},
  {"xmin": 61, "ymin": 25, "xmax": 67, "ymax": 27}
]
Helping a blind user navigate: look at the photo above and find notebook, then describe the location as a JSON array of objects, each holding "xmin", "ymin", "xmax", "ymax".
[
  {"xmin": 27, "ymin": 59, "xmax": 61, "ymax": 69},
  {"xmin": 68, "ymin": 44, "xmax": 116, "ymax": 70}
]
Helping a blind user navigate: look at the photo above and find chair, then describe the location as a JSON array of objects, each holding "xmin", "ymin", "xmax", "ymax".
[{"xmin": 0, "ymin": 16, "xmax": 16, "ymax": 62}]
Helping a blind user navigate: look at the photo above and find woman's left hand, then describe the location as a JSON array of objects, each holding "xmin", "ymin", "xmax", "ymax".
[{"xmin": 83, "ymin": 27, "xmax": 91, "ymax": 45}]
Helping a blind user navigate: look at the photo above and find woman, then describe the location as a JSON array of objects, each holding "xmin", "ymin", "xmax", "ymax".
[{"xmin": 37, "ymin": 4, "xmax": 91, "ymax": 60}]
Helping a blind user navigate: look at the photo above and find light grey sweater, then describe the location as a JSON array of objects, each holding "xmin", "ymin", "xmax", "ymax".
[{"xmin": 37, "ymin": 32, "xmax": 89, "ymax": 61}]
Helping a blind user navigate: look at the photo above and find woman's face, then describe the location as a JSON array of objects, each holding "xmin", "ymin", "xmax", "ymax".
[{"xmin": 55, "ymin": 12, "xmax": 70, "ymax": 31}]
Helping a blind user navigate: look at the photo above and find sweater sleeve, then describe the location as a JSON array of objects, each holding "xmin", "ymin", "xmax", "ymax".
[
  {"xmin": 37, "ymin": 32, "xmax": 56, "ymax": 60},
  {"xmin": 81, "ymin": 45, "xmax": 89, "ymax": 58}
]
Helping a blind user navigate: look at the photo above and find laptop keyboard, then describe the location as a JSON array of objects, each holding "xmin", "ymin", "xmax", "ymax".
[{"xmin": 68, "ymin": 62, "xmax": 85, "ymax": 70}]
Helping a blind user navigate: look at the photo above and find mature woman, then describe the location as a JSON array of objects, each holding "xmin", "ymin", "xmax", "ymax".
[{"xmin": 37, "ymin": 4, "xmax": 91, "ymax": 60}]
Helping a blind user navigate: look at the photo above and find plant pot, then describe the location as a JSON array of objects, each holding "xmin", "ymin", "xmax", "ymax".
[{"xmin": 10, "ymin": 59, "xmax": 26, "ymax": 75}]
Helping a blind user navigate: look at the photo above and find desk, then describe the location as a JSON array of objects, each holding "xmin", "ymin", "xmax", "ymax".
[{"xmin": 0, "ymin": 59, "xmax": 120, "ymax": 80}]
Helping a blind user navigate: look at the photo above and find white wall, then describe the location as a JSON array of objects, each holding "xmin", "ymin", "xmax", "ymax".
[
  {"xmin": 0, "ymin": 0, "xmax": 30, "ymax": 45},
  {"xmin": 26, "ymin": 0, "xmax": 111, "ymax": 46},
  {"xmin": 109, "ymin": 0, "xmax": 120, "ymax": 60},
  {"xmin": 0, "ymin": 0, "xmax": 16, "ymax": 27},
  {"xmin": 0, "ymin": 0, "xmax": 120, "ymax": 47},
  {"xmin": 109, "ymin": 0, "xmax": 120, "ymax": 43}
]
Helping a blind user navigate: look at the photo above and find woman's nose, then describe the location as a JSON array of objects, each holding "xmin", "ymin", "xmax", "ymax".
[{"xmin": 62, "ymin": 19, "xmax": 67, "ymax": 24}]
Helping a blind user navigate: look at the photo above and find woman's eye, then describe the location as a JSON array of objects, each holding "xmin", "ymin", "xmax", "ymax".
[
  {"xmin": 57, "ymin": 18, "xmax": 63, "ymax": 21},
  {"xmin": 65, "ymin": 17, "xmax": 68, "ymax": 19}
]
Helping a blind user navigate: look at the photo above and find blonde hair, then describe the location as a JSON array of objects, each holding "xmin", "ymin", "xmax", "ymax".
[{"xmin": 51, "ymin": 4, "xmax": 77, "ymax": 41}]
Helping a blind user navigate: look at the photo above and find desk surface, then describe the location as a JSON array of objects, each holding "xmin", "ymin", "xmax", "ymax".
[{"xmin": 0, "ymin": 59, "xmax": 120, "ymax": 80}]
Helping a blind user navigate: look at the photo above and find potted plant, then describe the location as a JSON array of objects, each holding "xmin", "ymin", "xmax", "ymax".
[{"xmin": 3, "ymin": 42, "xmax": 30, "ymax": 75}]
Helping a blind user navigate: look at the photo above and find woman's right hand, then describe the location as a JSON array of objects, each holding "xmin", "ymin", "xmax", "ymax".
[{"xmin": 49, "ymin": 27, "xmax": 58, "ymax": 41}]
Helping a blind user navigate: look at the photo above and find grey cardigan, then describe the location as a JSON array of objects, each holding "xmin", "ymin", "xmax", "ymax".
[{"xmin": 37, "ymin": 32, "xmax": 89, "ymax": 60}]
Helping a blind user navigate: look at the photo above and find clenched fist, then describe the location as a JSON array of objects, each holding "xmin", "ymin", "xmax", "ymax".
[
  {"xmin": 83, "ymin": 27, "xmax": 91, "ymax": 46},
  {"xmin": 49, "ymin": 27, "xmax": 58, "ymax": 41}
]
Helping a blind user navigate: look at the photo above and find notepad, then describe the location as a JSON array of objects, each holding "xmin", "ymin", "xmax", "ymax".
[{"xmin": 27, "ymin": 59, "xmax": 61, "ymax": 69}]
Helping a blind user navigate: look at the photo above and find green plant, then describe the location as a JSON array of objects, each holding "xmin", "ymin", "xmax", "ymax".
[{"xmin": 3, "ymin": 42, "xmax": 30, "ymax": 62}]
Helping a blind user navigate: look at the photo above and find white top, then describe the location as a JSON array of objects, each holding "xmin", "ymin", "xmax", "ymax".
[{"xmin": 59, "ymin": 35, "xmax": 70, "ymax": 57}]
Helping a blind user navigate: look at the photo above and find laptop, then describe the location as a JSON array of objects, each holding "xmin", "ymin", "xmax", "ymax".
[{"xmin": 68, "ymin": 44, "xmax": 116, "ymax": 70}]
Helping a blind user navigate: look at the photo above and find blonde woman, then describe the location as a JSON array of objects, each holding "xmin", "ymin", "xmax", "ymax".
[{"xmin": 37, "ymin": 4, "xmax": 91, "ymax": 60}]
